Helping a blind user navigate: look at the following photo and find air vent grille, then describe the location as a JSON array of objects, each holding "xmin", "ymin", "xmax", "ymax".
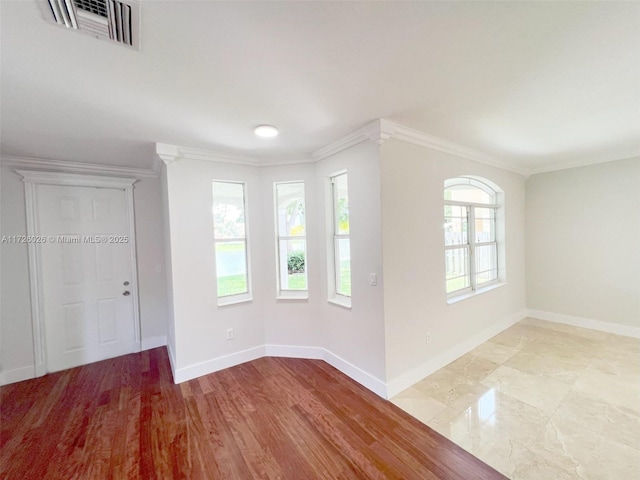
[
  {"xmin": 42, "ymin": 0, "xmax": 139, "ymax": 50},
  {"xmin": 75, "ymin": 0, "xmax": 107, "ymax": 18}
]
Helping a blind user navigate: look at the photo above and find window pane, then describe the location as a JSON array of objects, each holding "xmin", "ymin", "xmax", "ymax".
[
  {"xmin": 444, "ymin": 205, "xmax": 468, "ymax": 246},
  {"xmin": 215, "ymin": 241, "xmax": 247, "ymax": 296},
  {"xmin": 475, "ymin": 207, "xmax": 495, "ymax": 219},
  {"xmin": 445, "ymin": 204, "xmax": 467, "ymax": 218},
  {"xmin": 334, "ymin": 174, "xmax": 349, "ymax": 235},
  {"xmin": 446, "ymin": 276, "xmax": 470, "ymax": 294},
  {"xmin": 476, "ymin": 269, "xmax": 498, "ymax": 286},
  {"xmin": 335, "ymin": 238, "xmax": 351, "ymax": 296},
  {"xmin": 445, "ymin": 184, "xmax": 494, "ymax": 204},
  {"xmin": 475, "ymin": 244, "xmax": 497, "ymax": 286},
  {"xmin": 279, "ymin": 239, "xmax": 307, "ymax": 290},
  {"xmin": 213, "ymin": 182, "xmax": 245, "ymax": 239},
  {"xmin": 474, "ymin": 208, "xmax": 495, "ymax": 243},
  {"xmin": 276, "ymin": 183, "xmax": 305, "ymax": 237},
  {"xmin": 445, "ymin": 247, "xmax": 470, "ymax": 293}
]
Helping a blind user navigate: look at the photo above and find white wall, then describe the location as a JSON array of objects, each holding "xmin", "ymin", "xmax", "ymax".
[
  {"xmin": 7, "ymin": 139, "xmax": 635, "ymax": 397},
  {"xmin": 0, "ymin": 167, "xmax": 35, "ymax": 381},
  {"xmin": 526, "ymin": 158, "xmax": 640, "ymax": 332},
  {"xmin": 0, "ymin": 161, "xmax": 169, "ymax": 384},
  {"xmin": 258, "ymin": 163, "xmax": 322, "ymax": 349},
  {"xmin": 315, "ymin": 142, "xmax": 387, "ymax": 385},
  {"xmin": 160, "ymin": 165, "xmax": 177, "ymax": 367},
  {"xmin": 131, "ymin": 176, "xmax": 169, "ymax": 349},
  {"xmin": 163, "ymin": 141, "xmax": 387, "ymax": 392},
  {"xmin": 163, "ymin": 159, "xmax": 267, "ymax": 380},
  {"xmin": 379, "ymin": 139, "xmax": 527, "ymax": 395}
]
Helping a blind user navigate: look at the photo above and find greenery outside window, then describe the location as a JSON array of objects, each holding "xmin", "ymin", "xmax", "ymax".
[
  {"xmin": 331, "ymin": 173, "xmax": 351, "ymax": 301},
  {"xmin": 275, "ymin": 182, "xmax": 308, "ymax": 298},
  {"xmin": 213, "ymin": 180, "xmax": 251, "ymax": 305}
]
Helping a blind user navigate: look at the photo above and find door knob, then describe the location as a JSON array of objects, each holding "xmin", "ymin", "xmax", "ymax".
[{"xmin": 123, "ymin": 291, "xmax": 130, "ymax": 296}]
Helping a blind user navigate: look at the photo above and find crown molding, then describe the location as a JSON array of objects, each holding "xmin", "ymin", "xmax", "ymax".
[
  {"xmin": 156, "ymin": 143, "xmax": 315, "ymax": 167},
  {"xmin": 526, "ymin": 151, "xmax": 640, "ymax": 176},
  {"xmin": 0, "ymin": 155, "xmax": 160, "ymax": 179},
  {"xmin": 310, "ymin": 118, "xmax": 528, "ymax": 175},
  {"xmin": 156, "ymin": 143, "xmax": 182, "ymax": 166},
  {"xmin": 5, "ymin": 125, "xmax": 629, "ymax": 180},
  {"xmin": 157, "ymin": 119, "xmax": 533, "ymax": 176},
  {"xmin": 16, "ymin": 170, "xmax": 137, "ymax": 189},
  {"xmin": 311, "ymin": 119, "xmax": 389, "ymax": 161},
  {"xmin": 157, "ymin": 143, "xmax": 263, "ymax": 167},
  {"xmin": 378, "ymin": 120, "xmax": 529, "ymax": 176}
]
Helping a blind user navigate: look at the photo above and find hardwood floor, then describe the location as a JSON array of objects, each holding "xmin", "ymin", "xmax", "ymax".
[{"xmin": 1, "ymin": 348, "xmax": 506, "ymax": 479}]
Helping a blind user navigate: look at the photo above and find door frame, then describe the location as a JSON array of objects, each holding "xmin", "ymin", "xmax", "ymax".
[{"xmin": 16, "ymin": 170, "xmax": 141, "ymax": 377}]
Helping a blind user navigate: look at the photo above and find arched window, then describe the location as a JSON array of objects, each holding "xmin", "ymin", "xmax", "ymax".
[{"xmin": 444, "ymin": 177, "xmax": 502, "ymax": 298}]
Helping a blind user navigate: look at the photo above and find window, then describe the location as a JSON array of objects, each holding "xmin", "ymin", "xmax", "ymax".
[
  {"xmin": 330, "ymin": 173, "xmax": 351, "ymax": 303},
  {"xmin": 444, "ymin": 177, "xmax": 501, "ymax": 298},
  {"xmin": 274, "ymin": 182, "xmax": 308, "ymax": 298},
  {"xmin": 213, "ymin": 181, "xmax": 251, "ymax": 305}
]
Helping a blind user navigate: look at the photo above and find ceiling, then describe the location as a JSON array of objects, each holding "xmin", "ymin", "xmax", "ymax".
[{"xmin": 1, "ymin": 1, "xmax": 639, "ymax": 174}]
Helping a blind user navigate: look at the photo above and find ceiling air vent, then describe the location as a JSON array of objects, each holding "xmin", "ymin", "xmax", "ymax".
[{"xmin": 41, "ymin": 0, "xmax": 140, "ymax": 50}]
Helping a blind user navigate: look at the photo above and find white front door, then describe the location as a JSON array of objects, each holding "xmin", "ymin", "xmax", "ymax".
[{"xmin": 36, "ymin": 184, "xmax": 137, "ymax": 373}]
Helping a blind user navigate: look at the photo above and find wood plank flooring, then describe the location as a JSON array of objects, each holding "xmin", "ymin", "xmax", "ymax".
[{"xmin": 1, "ymin": 348, "xmax": 506, "ymax": 479}]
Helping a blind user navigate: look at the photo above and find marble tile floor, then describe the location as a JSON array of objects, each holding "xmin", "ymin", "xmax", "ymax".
[{"xmin": 391, "ymin": 318, "xmax": 640, "ymax": 480}]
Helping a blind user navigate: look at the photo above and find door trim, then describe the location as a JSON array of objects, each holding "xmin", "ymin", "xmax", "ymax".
[{"xmin": 16, "ymin": 170, "xmax": 141, "ymax": 377}]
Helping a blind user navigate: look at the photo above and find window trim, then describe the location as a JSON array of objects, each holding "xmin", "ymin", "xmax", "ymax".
[
  {"xmin": 274, "ymin": 181, "xmax": 309, "ymax": 300},
  {"xmin": 444, "ymin": 177, "xmax": 503, "ymax": 302},
  {"xmin": 327, "ymin": 171, "xmax": 351, "ymax": 308},
  {"xmin": 212, "ymin": 180, "xmax": 252, "ymax": 306}
]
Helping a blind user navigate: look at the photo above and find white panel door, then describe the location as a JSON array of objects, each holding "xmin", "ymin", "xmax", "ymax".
[{"xmin": 36, "ymin": 184, "xmax": 136, "ymax": 372}]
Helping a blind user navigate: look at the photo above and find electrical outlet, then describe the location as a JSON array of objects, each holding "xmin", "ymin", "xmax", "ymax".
[
  {"xmin": 226, "ymin": 328, "xmax": 234, "ymax": 340},
  {"xmin": 426, "ymin": 332, "xmax": 432, "ymax": 344}
]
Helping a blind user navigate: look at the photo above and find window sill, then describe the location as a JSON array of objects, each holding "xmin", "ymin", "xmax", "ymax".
[
  {"xmin": 218, "ymin": 293, "xmax": 253, "ymax": 307},
  {"xmin": 447, "ymin": 282, "xmax": 505, "ymax": 305},
  {"xmin": 277, "ymin": 291, "xmax": 309, "ymax": 301},
  {"xmin": 328, "ymin": 295, "xmax": 352, "ymax": 309}
]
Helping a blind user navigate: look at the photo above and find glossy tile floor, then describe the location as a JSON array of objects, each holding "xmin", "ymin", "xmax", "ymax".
[{"xmin": 391, "ymin": 318, "xmax": 640, "ymax": 480}]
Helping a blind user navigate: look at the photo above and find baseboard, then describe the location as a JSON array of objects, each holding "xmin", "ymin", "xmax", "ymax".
[
  {"xmin": 141, "ymin": 335, "xmax": 167, "ymax": 351},
  {"xmin": 321, "ymin": 349, "xmax": 388, "ymax": 399},
  {"xmin": 0, "ymin": 365, "xmax": 35, "ymax": 386},
  {"xmin": 385, "ymin": 309, "xmax": 527, "ymax": 398},
  {"xmin": 169, "ymin": 311, "xmax": 528, "ymax": 400},
  {"xmin": 166, "ymin": 342, "xmax": 177, "ymax": 382},
  {"xmin": 2, "ymin": 340, "xmax": 168, "ymax": 386},
  {"xmin": 258, "ymin": 344, "xmax": 387, "ymax": 398},
  {"xmin": 264, "ymin": 344, "xmax": 324, "ymax": 359},
  {"xmin": 172, "ymin": 345, "xmax": 265, "ymax": 384},
  {"xmin": 527, "ymin": 309, "xmax": 640, "ymax": 339},
  {"xmin": 172, "ymin": 343, "xmax": 388, "ymax": 398}
]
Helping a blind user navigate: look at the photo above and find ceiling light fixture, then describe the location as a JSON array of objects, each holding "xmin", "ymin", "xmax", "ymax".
[{"xmin": 254, "ymin": 125, "xmax": 278, "ymax": 138}]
